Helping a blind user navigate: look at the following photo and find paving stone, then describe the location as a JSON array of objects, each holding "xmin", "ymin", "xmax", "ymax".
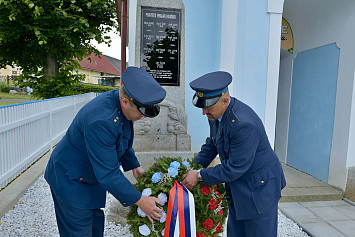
[
  {"xmin": 306, "ymin": 222, "xmax": 347, "ymax": 237},
  {"xmin": 328, "ymin": 220, "xmax": 355, "ymax": 237},
  {"xmin": 279, "ymin": 206, "xmax": 322, "ymax": 223},
  {"xmin": 307, "ymin": 206, "xmax": 349, "ymax": 222}
]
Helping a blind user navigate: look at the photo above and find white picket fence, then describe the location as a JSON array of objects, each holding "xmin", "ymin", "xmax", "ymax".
[{"xmin": 0, "ymin": 92, "xmax": 100, "ymax": 190}]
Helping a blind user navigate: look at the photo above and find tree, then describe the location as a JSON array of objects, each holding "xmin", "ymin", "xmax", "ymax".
[{"xmin": 0, "ymin": 0, "xmax": 118, "ymax": 98}]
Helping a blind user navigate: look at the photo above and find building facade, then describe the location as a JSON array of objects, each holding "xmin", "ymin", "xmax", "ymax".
[{"xmin": 127, "ymin": 0, "xmax": 355, "ymax": 200}]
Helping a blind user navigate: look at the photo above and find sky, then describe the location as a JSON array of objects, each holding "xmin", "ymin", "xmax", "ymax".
[{"xmin": 92, "ymin": 31, "xmax": 122, "ymax": 60}]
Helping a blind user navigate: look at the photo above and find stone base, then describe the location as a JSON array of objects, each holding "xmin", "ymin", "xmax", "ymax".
[
  {"xmin": 345, "ymin": 167, "xmax": 355, "ymax": 201},
  {"xmin": 105, "ymin": 197, "xmax": 130, "ymax": 226},
  {"xmin": 133, "ymin": 134, "xmax": 191, "ymax": 152}
]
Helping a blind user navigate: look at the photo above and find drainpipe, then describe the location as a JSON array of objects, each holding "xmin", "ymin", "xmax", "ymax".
[{"xmin": 115, "ymin": 0, "xmax": 127, "ymax": 86}]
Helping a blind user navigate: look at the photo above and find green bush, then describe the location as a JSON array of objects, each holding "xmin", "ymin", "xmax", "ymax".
[
  {"xmin": 0, "ymin": 82, "xmax": 11, "ymax": 93},
  {"xmin": 65, "ymin": 83, "xmax": 118, "ymax": 96}
]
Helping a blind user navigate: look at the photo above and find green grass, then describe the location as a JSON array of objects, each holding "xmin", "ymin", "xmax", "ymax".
[
  {"xmin": 0, "ymin": 92, "xmax": 33, "ymax": 99},
  {"xmin": 0, "ymin": 102, "xmax": 18, "ymax": 106}
]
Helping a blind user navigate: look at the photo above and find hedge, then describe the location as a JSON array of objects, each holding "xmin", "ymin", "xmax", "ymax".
[
  {"xmin": 65, "ymin": 83, "xmax": 119, "ymax": 96},
  {"xmin": 0, "ymin": 82, "xmax": 11, "ymax": 93}
]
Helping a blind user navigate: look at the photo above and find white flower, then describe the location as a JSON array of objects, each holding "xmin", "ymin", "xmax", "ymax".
[
  {"xmin": 139, "ymin": 224, "xmax": 151, "ymax": 236},
  {"xmin": 161, "ymin": 228, "xmax": 165, "ymax": 236},
  {"xmin": 159, "ymin": 210, "xmax": 167, "ymax": 223},
  {"xmin": 157, "ymin": 193, "xmax": 168, "ymax": 206},
  {"xmin": 142, "ymin": 188, "xmax": 152, "ymax": 197},
  {"xmin": 137, "ymin": 207, "xmax": 146, "ymax": 217}
]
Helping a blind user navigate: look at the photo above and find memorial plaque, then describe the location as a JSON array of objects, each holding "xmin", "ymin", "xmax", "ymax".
[{"xmin": 141, "ymin": 7, "xmax": 181, "ymax": 86}]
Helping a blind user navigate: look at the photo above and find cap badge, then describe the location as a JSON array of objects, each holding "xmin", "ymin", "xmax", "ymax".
[{"xmin": 198, "ymin": 92, "xmax": 204, "ymax": 97}]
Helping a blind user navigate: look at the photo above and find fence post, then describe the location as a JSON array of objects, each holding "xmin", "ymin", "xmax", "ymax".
[
  {"xmin": 49, "ymin": 100, "xmax": 53, "ymax": 153},
  {"xmin": 74, "ymin": 96, "xmax": 77, "ymax": 117}
]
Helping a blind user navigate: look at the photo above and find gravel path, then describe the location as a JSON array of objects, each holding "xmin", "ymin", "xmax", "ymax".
[{"xmin": 0, "ymin": 175, "xmax": 310, "ymax": 237}]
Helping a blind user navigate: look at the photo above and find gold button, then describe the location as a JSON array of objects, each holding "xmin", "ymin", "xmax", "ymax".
[
  {"xmin": 80, "ymin": 178, "xmax": 83, "ymax": 181},
  {"xmin": 114, "ymin": 119, "xmax": 117, "ymax": 122},
  {"xmin": 123, "ymin": 202, "xmax": 126, "ymax": 205},
  {"xmin": 229, "ymin": 110, "xmax": 231, "ymax": 113},
  {"xmin": 261, "ymin": 180, "xmax": 264, "ymax": 184},
  {"xmin": 232, "ymin": 120, "xmax": 235, "ymax": 122},
  {"xmin": 121, "ymin": 122, "xmax": 123, "ymax": 125},
  {"xmin": 118, "ymin": 111, "xmax": 120, "ymax": 114},
  {"xmin": 116, "ymin": 117, "xmax": 119, "ymax": 119}
]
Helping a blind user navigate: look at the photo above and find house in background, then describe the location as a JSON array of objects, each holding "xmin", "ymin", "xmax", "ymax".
[
  {"xmin": 77, "ymin": 52, "xmax": 122, "ymax": 87},
  {"xmin": 1, "ymin": 53, "xmax": 122, "ymax": 87},
  {"xmin": 0, "ymin": 65, "xmax": 22, "ymax": 84}
]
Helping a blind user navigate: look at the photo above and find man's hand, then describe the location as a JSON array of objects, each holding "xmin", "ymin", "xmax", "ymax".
[
  {"xmin": 182, "ymin": 170, "xmax": 199, "ymax": 190},
  {"xmin": 135, "ymin": 196, "xmax": 163, "ymax": 223},
  {"xmin": 132, "ymin": 166, "xmax": 145, "ymax": 180}
]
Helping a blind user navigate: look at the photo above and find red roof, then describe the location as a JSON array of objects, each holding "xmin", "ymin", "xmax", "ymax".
[{"xmin": 79, "ymin": 52, "xmax": 120, "ymax": 75}]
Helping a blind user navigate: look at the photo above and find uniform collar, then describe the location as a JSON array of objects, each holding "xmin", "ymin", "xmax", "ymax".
[
  {"xmin": 114, "ymin": 90, "xmax": 129, "ymax": 124},
  {"xmin": 218, "ymin": 97, "xmax": 231, "ymax": 123}
]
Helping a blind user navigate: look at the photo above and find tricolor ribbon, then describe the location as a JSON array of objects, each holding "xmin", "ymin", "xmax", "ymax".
[{"xmin": 164, "ymin": 180, "xmax": 196, "ymax": 237}]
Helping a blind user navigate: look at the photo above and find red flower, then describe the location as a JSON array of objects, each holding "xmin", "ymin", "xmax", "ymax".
[
  {"xmin": 201, "ymin": 185, "xmax": 210, "ymax": 196},
  {"xmin": 216, "ymin": 191, "xmax": 221, "ymax": 196},
  {"xmin": 202, "ymin": 218, "xmax": 214, "ymax": 230},
  {"xmin": 197, "ymin": 233, "xmax": 205, "ymax": 237},
  {"xmin": 218, "ymin": 209, "xmax": 223, "ymax": 216},
  {"xmin": 215, "ymin": 223, "xmax": 222, "ymax": 233},
  {"xmin": 218, "ymin": 198, "xmax": 222, "ymax": 203},
  {"xmin": 213, "ymin": 186, "xmax": 217, "ymax": 192},
  {"xmin": 208, "ymin": 198, "xmax": 217, "ymax": 210}
]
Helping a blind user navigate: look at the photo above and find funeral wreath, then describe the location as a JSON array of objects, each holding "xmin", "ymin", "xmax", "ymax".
[{"xmin": 127, "ymin": 156, "xmax": 228, "ymax": 237}]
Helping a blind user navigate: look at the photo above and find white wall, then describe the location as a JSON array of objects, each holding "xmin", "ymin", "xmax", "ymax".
[
  {"xmin": 265, "ymin": 0, "xmax": 284, "ymax": 148},
  {"xmin": 128, "ymin": 0, "xmax": 138, "ymax": 66},
  {"xmin": 275, "ymin": 52, "xmax": 294, "ymax": 163},
  {"xmin": 281, "ymin": 0, "xmax": 355, "ymax": 189},
  {"xmin": 219, "ymin": 0, "xmax": 238, "ymax": 98},
  {"xmin": 347, "ymin": 69, "xmax": 355, "ymax": 167}
]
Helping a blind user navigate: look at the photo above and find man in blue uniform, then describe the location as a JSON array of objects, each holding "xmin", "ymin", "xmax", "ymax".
[
  {"xmin": 182, "ymin": 71, "xmax": 286, "ymax": 237},
  {"xmin": 45, "ymin": 67, "xmax": 166, "ymax": 236}
]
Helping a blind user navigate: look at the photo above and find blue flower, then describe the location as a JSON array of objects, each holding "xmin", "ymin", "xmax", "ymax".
[
  {"xmin": 170, "ymin": 161, "xmax": 181, "ymax": 170},
  {"xmin": 151, "ymin": 172, "xmax": 162, "ymax": 183},
  {"xmin": 168, "ymin": 167, "xmax": 179, "ymax": 178},
  {"xmin": 182, "ymin": 161, "xmax": 190, "ymax": 167}
]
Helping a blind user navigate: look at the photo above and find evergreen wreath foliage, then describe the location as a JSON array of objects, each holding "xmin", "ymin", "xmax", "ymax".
[{"xmin": 127, "ymin": 156, "xmax": 228, "ymax": 237}]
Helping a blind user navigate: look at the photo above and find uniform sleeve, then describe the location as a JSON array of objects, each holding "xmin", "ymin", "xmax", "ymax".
[
  {"xmin": 84, "ymin": 119, "xmax": 141, "ymax": 206},
  {"xmin": 201, "ymin": 122, "xmax": 259, "ymax": 186},
  {"xmin": 120, "ymin": 148, "xmax": 141, "ymax": 172},
  {"xmin": 194, "ymin": 136, "xmax": 218, "ymax": 168}
]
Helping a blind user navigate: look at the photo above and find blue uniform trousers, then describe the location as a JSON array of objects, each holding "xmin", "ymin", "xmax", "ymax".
[
  {"xmin": 51, "ymin": 189, "xmax": 105, "ymax": 237},
  {"xmin": 227, "ymin": 201, "xmax": 278, "ymax": 237}
]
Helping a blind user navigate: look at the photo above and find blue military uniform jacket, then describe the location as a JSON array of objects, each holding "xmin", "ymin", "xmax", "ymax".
[
  {"xmin": 196, "ymin": 97, "xmax": 286, "ymax": 220},
  {"xmin": 44, "ymin": 90, "xmax": 141, "ymax": 209}
]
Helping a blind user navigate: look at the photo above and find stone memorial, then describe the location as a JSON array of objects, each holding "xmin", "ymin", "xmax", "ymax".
[
  {"xmin": 106, "ymin": 0, "xmax": 193, "ymax": 225},
  {"xmin": 133, "ymin": 0, "xmax": 193, "ymax": 170}
]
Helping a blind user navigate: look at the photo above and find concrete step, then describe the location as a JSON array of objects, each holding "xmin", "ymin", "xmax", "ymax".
[{"xmin": 280, "ymin": 164, "xmax": 344, "ymax": 202}]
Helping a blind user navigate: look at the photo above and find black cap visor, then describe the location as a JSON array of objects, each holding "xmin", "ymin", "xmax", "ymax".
[
  {"xmin": 132, "ymin": 100, "xmax": 160, "ymax": 118},
  {"xmin": 192, "ymin": 93, "xmax": 221, "ymax": 108}
]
